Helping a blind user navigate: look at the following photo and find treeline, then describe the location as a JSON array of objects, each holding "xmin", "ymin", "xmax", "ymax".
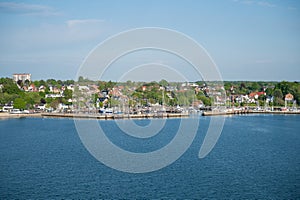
[
  {"xmin": 0, "ymin": 76, "xmax": 299, "ymax": 109},
  {"xmin": 0, "ymin": 77, "xmax": 73, "ymax": 110}
]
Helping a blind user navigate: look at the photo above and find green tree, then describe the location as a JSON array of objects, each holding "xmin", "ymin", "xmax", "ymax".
[
  {"xmin": 249, "ymin": 82, "xmax": 260, "ymax": 92},
  {"xmin": 50, "ymin": 99, "xmax": 60, "ymax": 109},
  {"xmin": 78, "ymin": 76, "xmax": 84, "ymax": 82},
  {"xmin": 273, "ymin": 89, "xmax": 284, "ymax": 106},
  {"xmin": 159, "ymin": 79, "xmax": 168, "ymax": 87},
  {"xmin": 46, "ymin": 79, "xmax": 57, "ymax": 86},
  {"xmin": 273, "ymin": 89, "xmax": 283, "ymax": 99},
  {"xmin": 33, "ymin": 80, "xmax": 41, "ymax": 88},
  {"xmin": 197, "ymin": 95, "xmax": 211, "ymax": 106},
  {"xmin": 265, "ymin": 88, "xmax": 273, "ymax": 96},
  {"xmin": 0, "ymin": 78, "xmax": 22, "ymax": 95},
  {"xmin": 63, "ymin": 88, "xmax": 73, "ymax": 100},
  {"xmin": 24, "ymin": 92, "xmax": 40, "ymax": 108},
  {"xmin": 13, "ymin": 98, "xmax": 26, "ymax": 109}
]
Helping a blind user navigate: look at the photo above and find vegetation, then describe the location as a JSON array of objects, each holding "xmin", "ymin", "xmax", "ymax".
[
  {"xmin": 0, "ymin": 77, "xmax": 73, "ymax": 110},
  {"xmin": 224, "ymin": 81, "xmax": 300, "ymax": 106},
  {"xmin": 0, "ymin": 76, "xmax": 299, "ymax": 110}
]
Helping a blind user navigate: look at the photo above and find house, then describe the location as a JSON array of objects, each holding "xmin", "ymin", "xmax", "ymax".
[
  {"xmin": 22, "ymin": 86, "xmax": 29, "ymax": 91},
  {"xmin": 49, "ymin": 85, "xmax": 61, "ymax": 93},
  {"xmin": 249, "ymin": 91, "xmax": 265, "ymax": 99},
  {"xmin": 45, "ymin": 94, "xmax": 64, "ymax": 98},
  {"xmin": 36, "ymin": 104, "xmax": 46, "ymax": 110},
  {"xmin": 191, "ymin": 100, "xmax": 204, "ymax": 108},
  {"xmin": 101, "ymin": 89, "xmax": 109, "ymax": 97},
  {"xmin": 78, "ymin": 85, "xmax": 89, "ymax": 91},
  {"xmin": 285, "ymin": 93, "xmax": 294, "ymax": 101},
  {"xmin": 39, "ymin": 85, "xmax": 46, "ymax": 92},
  {"xmin": 2, "ymin": 105, "xmax": 13, "ymax": 112},
  {"xmin": 67, "ymin": 84, "xmax": 75, "ymax": 91},
  {"xmin": 28, "ymin": 84, "xmax": 37, "ymax": 92},
  {"xmin": 110, "ymin": 88, "xmax": 122, "ymax": 98},
  {"xmin": 53, "ymin": 87, "xmax": 61, "ymax": 94},
  {"xmin": 89, "ymin": 84, "xmax": 100, "ymax": 93}
]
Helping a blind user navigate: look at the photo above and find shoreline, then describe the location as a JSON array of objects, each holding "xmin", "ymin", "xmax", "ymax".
[
  {"xmin": 0, "ymin": 112, "xmax": 43, "ymax": 119},
  {"xmin": 202, "ymin": 110, "xmax": 300, "ymax": 116},
  {"xmin": 1, "ymin": 110, "xmax": 300, "ymax": 119},
  {"xmin": 0, "ymin": 112, "xmax": 189, "ymax": 120}
]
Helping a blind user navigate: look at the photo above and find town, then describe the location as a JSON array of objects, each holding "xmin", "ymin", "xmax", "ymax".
[{"xmin": 0, "ymin": 73, "xmax": 299, "ymax": 118}]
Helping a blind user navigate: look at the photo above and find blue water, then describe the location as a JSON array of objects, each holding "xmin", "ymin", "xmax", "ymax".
[{"xmin": 0, "ymin": 115, "xmax": 299, "ymax": 199}]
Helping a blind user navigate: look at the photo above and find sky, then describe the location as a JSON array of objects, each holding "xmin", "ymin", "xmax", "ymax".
[{"xmin": 0, "ymin": 0, "xmax": 299, "ymax": 81}]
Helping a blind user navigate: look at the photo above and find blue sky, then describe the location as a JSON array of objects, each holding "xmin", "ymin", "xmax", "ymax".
[{"xmin": 0, "ymin": 0, "xmax": 299, "ymax": 81}]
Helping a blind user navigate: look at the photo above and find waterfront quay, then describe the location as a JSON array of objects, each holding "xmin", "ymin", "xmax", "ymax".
[
  {"xmin": 41, "ymin": 112, "xmax": 189, "ymax": 119},
  {"xmin": 0, "ymin": 112, "xmax": 189, "ymax": 120},
  {"xmin": 202, "ymin": 109, "xmax": 300, "ymax": 116}
]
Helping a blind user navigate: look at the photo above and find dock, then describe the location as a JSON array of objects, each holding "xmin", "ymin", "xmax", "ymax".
[
  {"xmin": 41, "ymin": 113, "xmax": 189, "ymax": 119},
  {"xmin": 202, "ymin": 110, "xmax": 300, "ymax": 116}
]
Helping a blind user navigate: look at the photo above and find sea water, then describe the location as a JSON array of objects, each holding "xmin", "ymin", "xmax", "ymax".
[{"xmin": 0, "ymin": 115, "xmax": 299, "ymax": 199}]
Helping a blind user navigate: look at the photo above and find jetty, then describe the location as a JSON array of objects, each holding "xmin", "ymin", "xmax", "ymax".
[
  {"xmin": 41, "ymin": 112, "xmax": 189, "ymax": 119},
  {"xmin": 202, "ymin": 110, "xmax": 300, "ymax": 116}
]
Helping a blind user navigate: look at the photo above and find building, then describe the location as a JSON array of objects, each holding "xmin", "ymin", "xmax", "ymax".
[
  {"xmin": 249, "ymin": 91, "xmax": 265, "ymax": 99},
  {"xmin": 12, "ymin": 73, "xmax": 31, "ymax": 82},
  {"xmin": 285, "ymin": 93, "xmax": 294, "ymax": 101}
]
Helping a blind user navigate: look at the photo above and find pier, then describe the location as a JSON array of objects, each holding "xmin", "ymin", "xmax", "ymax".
[
  {"xmin": 41, "ymin": 113, "xmax": 189, "ymax": 119},
  {"xmin": 202, "ymin": 110, "xmax": 300, "ymax": 116}
]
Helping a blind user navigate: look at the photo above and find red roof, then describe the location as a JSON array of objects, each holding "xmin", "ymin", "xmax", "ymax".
[{"xmin": 249, "ymin": 91, "xmax": 265, "ymax": 98}]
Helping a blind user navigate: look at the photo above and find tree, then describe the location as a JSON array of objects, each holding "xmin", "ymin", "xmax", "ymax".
[
  {"xmin": 33, "ymin": 80, "xmax": 41, "ymax": 88},
  {"xmin": 0, "ymin": 78, "xmax": 22, "ymax": 95},
  {"xmin": 63, "ymin": 88, "xmax": 73, "ymax": 100},
  {"xmin": 273, "ymin": 89, "xmax": 284, "ymax": 106},
  {"xmin": 39, "ymin": 80, "xmax": 47, "ymax": 87},
  {"xmin": 159, "ymin": 79, "xmax": 168, "ymax": 87},
  {"xmin": 78, "ymin": 76, "xmax": 84, "ymax": 82},
  {"xmin": 46, "ymin": 79, "xmax": 57, "ymax": 86},
  {"xmin": 265, "ymin": 88, "xmax": 273, "ymax": 96},
  {"xmin": 249, "ymin": 82, "xmax": 260, "ymax": 92},
  {"xmin": 57, "ymin": 80, "xmax": 63, "ymax": 85},
  {"xmin": 273, "ymin": 89, "xmax": 283, "ymax": 99},
  {"xmin": 0, "ymin": 93, "xmax": 18, "ymax": 105},
  {"xmin": 24, "ymin": 92, "xmax": 41, "ymax": 108},
  {"xmin": 50, "ymin": 99, "xmax": 60, "ymax": 109},
  {"xmin": 13, "ymin": 98, "xmax": 26, "ymax": 109},
  {"xmin": 197, "ymin": 95, "xmax": 211, "ymax": 106},
  {"xmin": 64, "ymin": 80, "xmax": 74, "ymax": 85}
]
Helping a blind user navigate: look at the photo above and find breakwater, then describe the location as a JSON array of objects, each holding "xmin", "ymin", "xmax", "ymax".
[{"xmin": 202, "ymin": 110, "xmax": 300, "ymax": 116}]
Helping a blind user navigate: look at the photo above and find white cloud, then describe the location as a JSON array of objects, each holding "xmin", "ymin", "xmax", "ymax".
[
  {"xmin": 66, "ymin": 19, "xmax": 106, "ymax": 28},
  {"xmin": 0, "ymin": 2, "xmax": 61, "ymax": 16}
]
